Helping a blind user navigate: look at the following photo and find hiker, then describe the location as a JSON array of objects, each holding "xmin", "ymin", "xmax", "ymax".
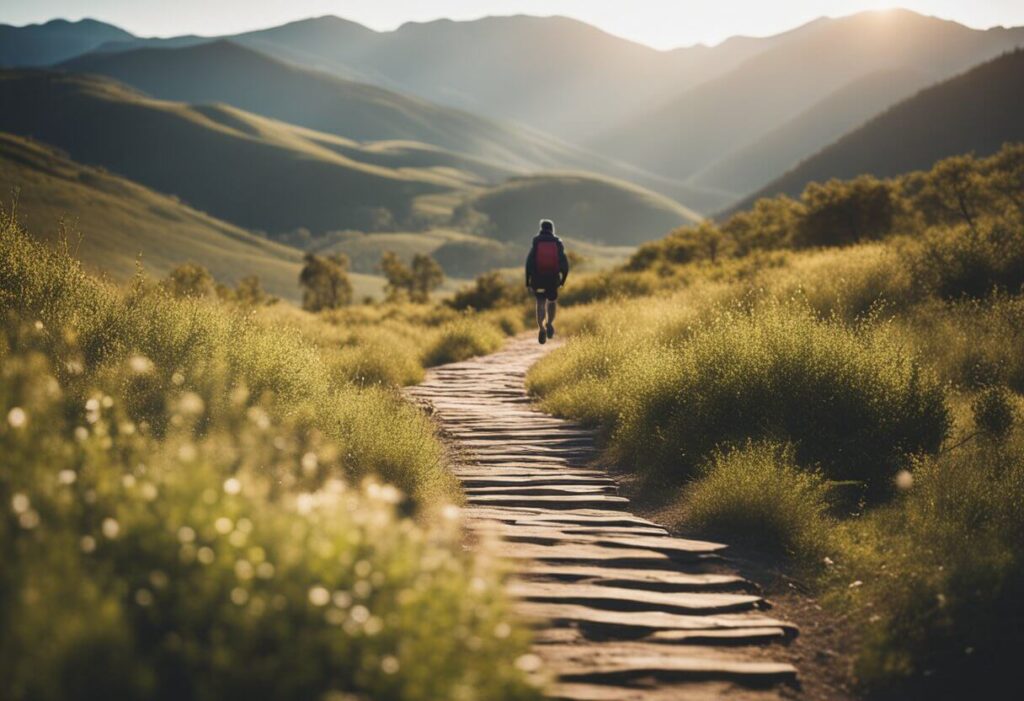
[{"xmin": 525, "ymin": 219, "xmax": 569, "ymax": 345}]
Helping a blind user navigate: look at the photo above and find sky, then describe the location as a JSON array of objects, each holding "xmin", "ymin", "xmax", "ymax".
[{"xmin": 5, "ymin": 0, "xmax": 1024, "ymax": 49}]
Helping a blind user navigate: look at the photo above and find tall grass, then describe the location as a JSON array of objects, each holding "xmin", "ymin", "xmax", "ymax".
[
  {"xmin": 531, "ymin": 303, "xmax": 948, "ymax": 488},
  {"xmin": 0, "ymin": 213, "xmax": 540, "ymax": 700}
]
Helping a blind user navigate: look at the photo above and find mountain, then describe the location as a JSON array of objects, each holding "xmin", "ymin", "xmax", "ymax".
[
  {"xmin": 0, "ymin": 70, "xmax": 491, "ymax": 236},
  {"xmin": 690, "ymin": 67, "xmax": 930, "ymax": 197},
  {"xmin": 736, "ymin": 49, "xmax": 1024, "ymax": 209},
  {"xmin": 0, "ymin": 131, "xmax": 307, "ymax": 300},
  {"xmin": 462, "ymin": 172, "xmax": 701, "ymax": 246},
  {"xmin": 592, "ymin": 10, "xmax": 1024, "ymax": 186},
  {"xmin": 92, "ymin": 14, "xmax": 792, "ymax": 144},
  {"xmin": 0, "ymin": 18, "xmax": 133, "ymax": 67},
  {"xmin": 58, "ymin": 39, "xmax": 730, "ymax": 212},
  {"xmin": 59, "ymin": 40, "xmax": 619, "ymax": 174}
]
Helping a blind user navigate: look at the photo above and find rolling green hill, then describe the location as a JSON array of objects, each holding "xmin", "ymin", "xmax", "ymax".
[
  {"xmin": 0, "ymin": 70, "xmax": 468, "ymax": 236},
  {"xmin": 593, "ymin": 10, "xmax": 1024, "ymax": 186},
  {"xmin": 738, "ymin": 48, "xmax": 1024, "ymax": 209},
  {"xmin": 0, "ymin": 132, "xmax": 312, "ymax": 300},
  {"xmin": 59, "ymin": 40, "xmax": 622, "ymax": 174},
  {"xmin": 0, "ymin": 18, "xmax": 131, "ymax": 67},
  {"xmin": 462, "ymin": 172, "xmax": 702, "ymax": 246}
]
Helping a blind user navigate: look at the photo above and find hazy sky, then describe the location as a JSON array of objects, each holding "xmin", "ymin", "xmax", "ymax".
[{"xmin": 6, "ymin": 1, "xmax": 1024, "ymax": 49}]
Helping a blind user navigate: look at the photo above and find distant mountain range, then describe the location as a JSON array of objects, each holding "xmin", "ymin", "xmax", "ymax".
[
  {"xmin": 735, "ymin": 48, "xmax": 1024, "ymax": 211},
  {"xmin": 2, "ymin": 10, "xmax": 1024, "ymax": 295}
]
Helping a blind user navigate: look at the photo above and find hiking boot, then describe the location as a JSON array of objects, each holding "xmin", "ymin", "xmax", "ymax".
[
  {"xmin": 545, "ymin": 323, "xmax": 555, "ymax": 339},
  {"xmin": 538, "ymin": 327, "xmax": 546, "ymax": 345}
]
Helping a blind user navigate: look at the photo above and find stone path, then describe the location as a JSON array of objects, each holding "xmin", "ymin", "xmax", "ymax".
[{"xmin": 406, "ymin": 335, "xmax": 798, "ymax": 700}]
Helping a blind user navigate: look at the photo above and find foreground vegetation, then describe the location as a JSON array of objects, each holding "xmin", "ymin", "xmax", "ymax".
[
  {"xmin": 527, "ymin": 145, "xmax": 1024, "ymax": 697},
  {"xmin": 0, "ymin": 211, "xmax": 539, "ymax": 700}
]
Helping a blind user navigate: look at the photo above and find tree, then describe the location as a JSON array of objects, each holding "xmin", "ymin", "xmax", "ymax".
[
  {"xmin": 299, "ymin": 253, "xmax": 352, "ymax": 311},
  {"xmin": 984, "ymin": 143, "xmax": 1024, "ymax": 218},
  {"xmin": 917, "ymin": 155, "xmax": 985, "ymax": 233},
  {"xmin": 794, "ymin": 176, "xmax": 895, "ymax": 248},
  {"xmin": 232, "ymin": 275, "xmax": 275, "ymax": 307},
  {"xmin": 165, "ymin": 262, "xmax": 216, "ymax": 298},
  {"xmin": 379, "ymin": 252, "xmax": 445, "ymax": 303},
  {"xmin": 448, "ymin": 271, "xmax": 522, "ymax": 311},
  {"xmin": 409, "ymin": 254, "xmax": 444, "ymax": 303},
  {"xmin": 379, "ymin": 251, "xmax": 413, "ymax": 302}
]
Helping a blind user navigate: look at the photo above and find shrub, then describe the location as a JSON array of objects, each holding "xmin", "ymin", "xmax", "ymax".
[
  {"xmin": 422, "ymin": 316, "xmax": 505, "ymax": 367},
  {"xmin": 682, "ymin": 441, "xmax": 834, "ymax": 563},
  {"xmin": 617, "ymin": 306, "xmax": 949, "ymax": 487},
  {"xmin": 448, "ymin": 271, "xmax": 526, "ymax": 311},
  {"xmin": 849, "ymin": 434, "xmax": 1024, "ymax": 698},
  {"xmin": 972, "ymin": 386, "xmax": 1016, "ymax": 439},
  {"xmin": 795, "ymin": 176, "xmax": 896, "ymax": 248},
  {"xmin": 903, "ymin": 216, "xmax": 1024, "ymax": 299}
]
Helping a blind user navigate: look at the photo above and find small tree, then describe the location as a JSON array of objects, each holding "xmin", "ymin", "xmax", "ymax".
[
  {"xmin": 448, "ymin": 271, "xmax": 522, "ymax": 311},
  {"xmin": 379, "ymin": 251, "xmax": 413, "ymax": 303},
  {"xmin": 165, "ymin": 262, "xmax": 216, "ymax": 298},
  {"xmin": 410, "ymin": 254, "xmax": 444, "ymax": 303},
  {"xmin": 795, "ymin": 176, "xmax": 895, "ymax": 248},
  {"xmin": 232, "ymin": 275, "xmax": 275, "ymax": 307},
  {"xmin": 917, "ymin": 155, "xmax": 985, "ymax": 233},
  {"xmin": 299, "ymin": 253, "xmax": 352, "ymax": 311}
]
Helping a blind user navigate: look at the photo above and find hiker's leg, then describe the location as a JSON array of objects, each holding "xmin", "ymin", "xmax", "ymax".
[
  {"xmin": 535, "ymin": 295, "xmax": 546, "ymax": 328},
  {"xmin": 546, "ymin": 300, "xmax": 557, "ymax": 324}
]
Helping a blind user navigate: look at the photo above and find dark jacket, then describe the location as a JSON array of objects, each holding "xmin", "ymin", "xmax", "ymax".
[{"xmin": 525, "ymin": 231, "xmax": 570, "ymax": 289}]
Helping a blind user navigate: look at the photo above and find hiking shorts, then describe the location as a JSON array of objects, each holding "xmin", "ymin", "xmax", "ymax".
[{"xmin": 532, "ymin": 287, "xmax": 558, "ymax": 302}]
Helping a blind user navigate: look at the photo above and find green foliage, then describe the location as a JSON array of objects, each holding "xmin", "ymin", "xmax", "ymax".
[
  {"xmin": 299, "ymin": 253, "xmax": 353, "ymax": 311},
  {"xmin": 844, "ymin": 434, "xmax": 1024, "ymax": 698},
  {"xmin": 795, "ymin": 175, "xmax": 895, "ymax": 247},
  {"xmin": 972, "ymin": 386, "xmax": 1016, "ymax": 439},
  {"xmin": 0, "ymin": 214, "xmax": 539, "ymax": 700},
  {"xmin": 379, "ymin": 252, "xmax": 445, "ymax": 303},
  {"xmin": 422, "ymin": 316, "xmax": 506, "ymax": 367},
  {"xmin": 163, "ymin": 262, "xmax": 217, "ymax": 299},
  {"xmin": 533, "ymin": 304, "xmax": 948, "ymax": 488},
  {"xmin": 902, "ymin": 217, "xmax": 1024, "ymax": 299},
  {"xmin": 448, "ymin": 271, "xmax": 527, "ymax": 311},
  {"xmin": 683, "ymin": 441, "xmax": 834, "ymax": 563}
]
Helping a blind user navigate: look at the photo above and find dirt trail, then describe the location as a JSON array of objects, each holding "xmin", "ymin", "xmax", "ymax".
[{"xmin": 406, "ymin": 335, "xmax": 799, "ymax": 700}]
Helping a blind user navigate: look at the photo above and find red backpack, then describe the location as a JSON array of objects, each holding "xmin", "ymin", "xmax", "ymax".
[{"xmin": 535, "ymin": 240, "xmax": 560, "ymax": 276}]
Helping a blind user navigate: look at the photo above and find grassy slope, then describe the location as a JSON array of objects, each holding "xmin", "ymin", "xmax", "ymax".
[
  {"xmin": 737, "ymin": 48, "xmax": 1024, "ymax": 207},
  {"xmin": 592, "ymin": 10, "xmax": 1024, "ymax": 183},
  {"xmin": 0, "ymin": 70, "xmax": 463, "ymax": 235},
  {"xmin": 690, "ymin": 67, "xmax": 929, "ymax": 198},
  {"xmin": 60, "ymin": 40, "xmax": 634, "ymax": 176},
  {"xmin": 0, "ymin": 132, "xmax": 391, "ymax": 302},
  {"xmin": 62, "ymin": 38, "xmax": 729, "ymax": 214},
  {"xmin": 465, "ymin": 172, "xmax": 702, "ymax": 245}
]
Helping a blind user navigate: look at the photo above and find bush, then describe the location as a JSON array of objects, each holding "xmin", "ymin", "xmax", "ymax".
[
  {"xmin": 448, "ymin": 271, "xmax": 526, "ymax": 311},
  {"xmin": 534, "ymin": 304, "xmax": 949, "ymax": 488},
  {"xmin": 848, "ymin": 434, "xmax": 1024, "ymax": 698},
  {"xmin": 972, "ymin": 386, "xmax": 1016, "ymax": 439},
  {"xmin": 682, "ymin": 441, "xmax": 834, "ymax": 563},
  {"xmin": 422, "ymin": 316, "xmax": 505, "ymax": 367},
  {"xmin": 903, "ymin": 216, "xmax": 1024, "ymax": 299}
]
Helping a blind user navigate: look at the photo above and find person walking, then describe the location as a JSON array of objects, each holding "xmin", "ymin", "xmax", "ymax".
[{"xmin": 525, "ymin": 219, "xmax": 569, "ymax": 344}]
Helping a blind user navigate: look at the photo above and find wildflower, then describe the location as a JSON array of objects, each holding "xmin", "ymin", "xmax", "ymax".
[
  {"xmin": 381, "ymin": 656, "xmax": 400, "ymax": 674},
  {"xmin": 177, "ymin": 392, "xmax": 205, "ymax": 415},
  {"xmin": 7, "ymin": 407, "xmax": 27, "ymax": 429},
  {"xmin": 11, "ymin": 493, "xmax": 30, "ymax": 514},
  {"xmin": 177, "ymin": 526, "xmax": 196, "ymax": 543},
  {"xmin": 128, "ymin": 355, "xmax": 154, "ymax": 374},
  {"xmin": 102, "ymin": 517, "xmax": 121, "ymax": 539},
  {"xmin": 895, "ymin": 469, "xmax": 914, "ymax": 491},
  {"xmin": 301, "ymin": 452, "xmax": 319, "ymax": 475},
  {"xmin": 223, "ymin": 477, "xmax": 241, "ymax": 495},
  {"xmin": 197, "ymin": 546, "xmax": 215, "ymax": 564},
  {"xmin": 214, "ymin": 517, "xmax": 233, "ymax": 535},
  {"xmin": 57, "ymin": 469, "xmax": 77, "ymax": 485},
  {"xmin": 308, "ymin": 586, "xmax": 330, "ymax": 607}
]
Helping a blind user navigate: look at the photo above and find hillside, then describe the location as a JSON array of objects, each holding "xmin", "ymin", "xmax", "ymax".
[
  {"xmin": 739, "ymin": 48, "xmax": 1024, "ymax": 208},
  {"xmin": 691, "ymin": 68, "xmax": 930, "ymax": 197},
  {"xmin": 592, "ymin": 10, "xmax": 1024, "ymax": 187},
  {"xmin": 462, "ymin": 172, "xmax": 701, "ymax": 246},
  {"xmin": 90, "ymin": 14, "xmax": 788, "ymax": 144},
  {"xmin": 0, "ymin": 18, "xmax": 131, "ymax": 67},
  {"xmin": 59, "ymin": 40, "xmax": 624, "ymax": 175},
  {"xmin": 0, "ymin": 70, "xmax": 470, "ymax": 236},
  {"xmin": 0, "ymin": 132, "xmax": 309, "ymax": 300}
]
